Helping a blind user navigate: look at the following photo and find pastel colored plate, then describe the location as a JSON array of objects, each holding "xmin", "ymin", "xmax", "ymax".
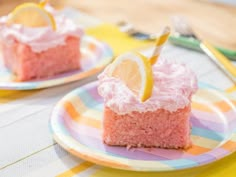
[
  {"xmin": 0, "ymin": 36, "xmax": 113, "ymax": 90},
  {"xmin": 50, "ymin": 81, "xmax": 236, "ymax": 171}
]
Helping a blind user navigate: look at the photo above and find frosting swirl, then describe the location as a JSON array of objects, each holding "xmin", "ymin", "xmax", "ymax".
[
  {"xmin": 98, "ymin": 58, "xmax": 198, "ymax": 114},
  {"xmin": 0, "ymin": 7, "xmax": 83, "ymax": 52}
]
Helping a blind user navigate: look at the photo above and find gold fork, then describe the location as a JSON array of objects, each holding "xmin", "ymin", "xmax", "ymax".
[{"xmin": 172, "ymin": 16, "xmax": 236, "ymax": 84}]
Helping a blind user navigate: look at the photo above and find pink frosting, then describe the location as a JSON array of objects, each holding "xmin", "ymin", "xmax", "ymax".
[
  {"xmin": 0, "ymin": 7, "xmax": 83, "ymax": 52},
  {"xmin": 98, "ymin": 58, "xmax": 198, "ymax": 115}
]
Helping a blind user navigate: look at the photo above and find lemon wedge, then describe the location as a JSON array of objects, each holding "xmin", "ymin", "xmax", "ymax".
[
  {"xmin": 39, "ymin": 0, "xmax": 49, "ymax": 7},
  {"xmin": 109, "ymin": 52, "xmax": 154, "ymax": 102},
  {"xmin": 8, "ymin": 3, "xmax": 56, "ymax": 30}
]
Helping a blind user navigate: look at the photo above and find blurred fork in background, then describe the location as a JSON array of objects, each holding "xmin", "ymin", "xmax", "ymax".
[
  {"xmin": 117, "ymin": 21, "xmax": 236, "ymax": 61},
  {"xmin": 117, "ymin": 21, "xmax": 158, "ymax": 40},
  {"xmin": 171, "ymin": 16, "xmax": 236, "ymax": 84},
  {"xmin": 118, "ymin": 18, "xmax": 236, "ymax": 84}
]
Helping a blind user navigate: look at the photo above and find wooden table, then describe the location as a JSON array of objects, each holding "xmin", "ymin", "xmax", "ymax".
[{"xmin": 1, "ymin": 0, "xmax": 236, "ymax": 50}]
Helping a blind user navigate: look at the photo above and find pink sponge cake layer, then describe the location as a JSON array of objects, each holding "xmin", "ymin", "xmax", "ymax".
[
  {"xmin": 103, "ymin": 105, "xmax": 192, "ymax": 149},
  {"xmin": 98, "ymin": 59, "xmax": 198, "ymax": 149},
  {"xmin": 0, "ymin": 7, "xmax": 83, "ymax": 81},
  {"xmin": 2, "ymin": 36, "xmax": 80, "ymax": 81}
]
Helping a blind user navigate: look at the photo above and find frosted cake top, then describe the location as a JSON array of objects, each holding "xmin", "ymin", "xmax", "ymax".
[
  {"xmin": 98, "ymin": 59, "xmax": 198, "ymax": 114},
  {"xmin": 0, "ymin": 7, "xmax": 83, "ymax": 52}
]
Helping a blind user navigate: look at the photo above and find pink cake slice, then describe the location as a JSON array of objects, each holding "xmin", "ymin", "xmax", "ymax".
[
  {"xmin": 0, "ymin": 6, "xmax": 83, "ymax": 81},
  {"xmin": 98, "ymin": 58, "xmax": 198, "ymax": 149},
  {"xmin": 103, "ymin": 105, "xmax": 192, "ymax": 149},
  {"xmin": 1, "ymin": 36, "xmax": 80, "ymax": 81}
]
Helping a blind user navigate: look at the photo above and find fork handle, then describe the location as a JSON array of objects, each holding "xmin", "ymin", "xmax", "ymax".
[{"xmin": 200, "ymin": 40, "xmax": 236, "ymax": 84}]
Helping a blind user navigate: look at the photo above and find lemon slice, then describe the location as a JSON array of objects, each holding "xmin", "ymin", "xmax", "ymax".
[
  {"xmin": 109, "ymin": 52, "xmax": 154, "ymax": 102},
  {"xmin": 8, "ymin": 3, "xmax": 56, "ymax": 30},
  {"xmin": 39, "ymin": 0, "xmax": 49, "ymax": 7}
]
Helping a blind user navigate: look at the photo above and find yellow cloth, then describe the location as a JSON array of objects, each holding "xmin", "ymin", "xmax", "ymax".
[{"xmin": 85, "ymin": 23, "xmax": 154, "ymax": 56}]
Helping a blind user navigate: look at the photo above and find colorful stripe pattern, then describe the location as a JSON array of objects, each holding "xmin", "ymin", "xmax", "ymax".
[
  {"xmin": 50, "ymin": 81, "xmax": 236, "ymax": 171},
  {"xmin": 0, "ymin": 36, "xmax": 113, "ymax": 90}
]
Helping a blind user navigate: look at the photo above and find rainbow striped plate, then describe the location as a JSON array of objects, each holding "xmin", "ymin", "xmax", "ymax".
[
  {"xmin": 0, "ymin": 36, "xmax": 113, "ymax": 90},
  {"xmin": 50, "ymin": 81, "xmax": 236, "ymax": 171}
]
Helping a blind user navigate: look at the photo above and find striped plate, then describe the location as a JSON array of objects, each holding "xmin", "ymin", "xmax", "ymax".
[
  {"xmin": 0, "ymin": 36, "xmax": 113, "ymax": 90},
  {"xmin": 50, "ymin": 81, "xmax": 236, "ymax": 171}
]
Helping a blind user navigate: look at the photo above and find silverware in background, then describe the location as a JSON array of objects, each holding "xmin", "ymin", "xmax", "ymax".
[
  {"xmin": 118, "ymin": 19, "xmax": 236, "ymax": 84},
  {"xmin": 171, "ymin": 16, "xmax": 236, "ymax": 84},
  {"xmin": 117, "ymin": 21, "xmax": 158, "ymax": 40}
]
